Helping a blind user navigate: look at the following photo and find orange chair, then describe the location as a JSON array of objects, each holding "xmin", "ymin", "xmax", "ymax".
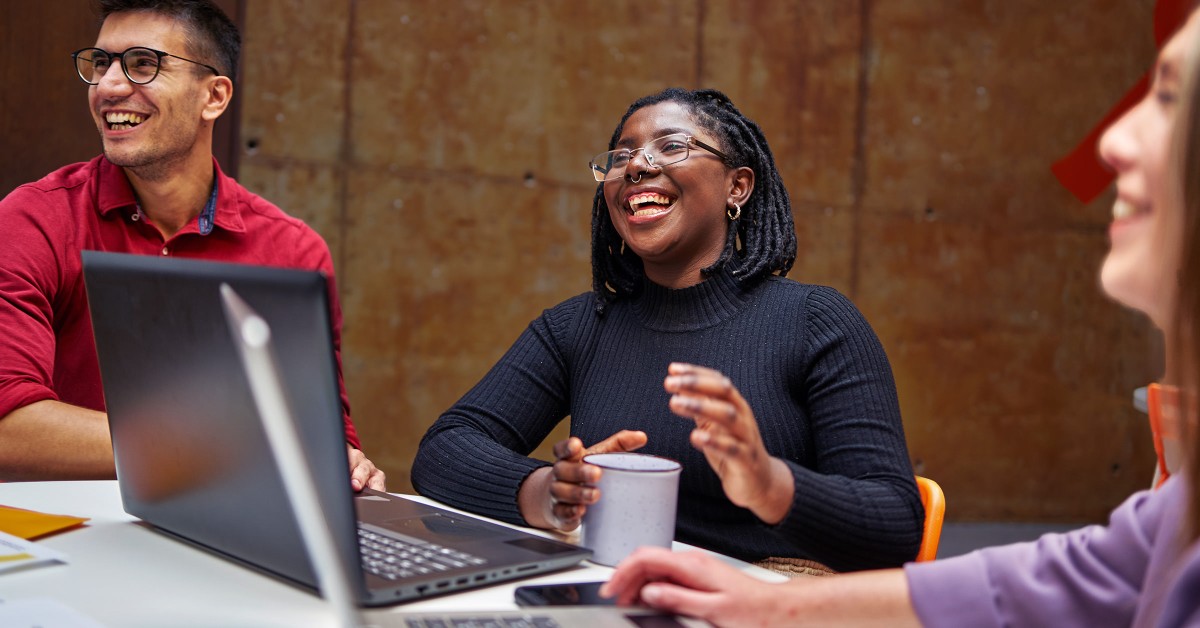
[
  {"xmin": 914, "ymin": 476, "xmax": 945, "ymax": 562},
  {"xmin": 1147, "ymin": 383, "xmax": 1184, "ymax": 488}
]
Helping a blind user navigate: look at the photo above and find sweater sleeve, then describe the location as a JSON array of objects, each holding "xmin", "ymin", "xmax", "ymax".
[
  {"xmin": 904, "ymin": 479, "xmax": 1178, "ymax": 627},
  {"xmin": 410, "ymin": 298, "xmax": 583, "ymax": 525},
  {"xmin": 772, "ymin": 287, "xmax": 924, "ymax": 571}
]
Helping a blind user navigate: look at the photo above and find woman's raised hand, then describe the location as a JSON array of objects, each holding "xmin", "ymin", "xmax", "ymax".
[{"xmin": 664, "ymin": 362, "xmax": 794, "ymax": 524}]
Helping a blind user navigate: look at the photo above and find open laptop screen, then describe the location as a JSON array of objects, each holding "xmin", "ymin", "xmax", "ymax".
[{"xmin": 81, "ymin": 251, "xmax": 360, "ymax": 595}]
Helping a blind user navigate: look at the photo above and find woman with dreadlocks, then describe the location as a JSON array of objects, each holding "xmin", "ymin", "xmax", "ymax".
[{"xmin": 412, "ymin": 88, "xmax": 922, "ymax": 573}]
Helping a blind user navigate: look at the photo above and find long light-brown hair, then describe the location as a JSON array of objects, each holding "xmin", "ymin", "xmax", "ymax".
[{"xmin": 1169, "ymin": 18, "xmax": 1200, "ymax": 541}]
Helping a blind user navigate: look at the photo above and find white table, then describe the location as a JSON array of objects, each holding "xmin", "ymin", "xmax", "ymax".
[{"xmin": 0, "ymin": 481, "xmax": 784, "ymax": 627}]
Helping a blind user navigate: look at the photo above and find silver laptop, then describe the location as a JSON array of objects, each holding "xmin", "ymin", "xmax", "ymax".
[
  {"xmin": 81, "ymin": 251, "xmax": 590, "ymax": 607},
  {"xmin": 220, "ymin": 283, "xmax": 704, "ymax": 628}
]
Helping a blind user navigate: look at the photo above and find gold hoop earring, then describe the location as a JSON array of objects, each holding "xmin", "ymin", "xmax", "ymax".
[{"xmin": 727, "ymin": 202, "xmax": 741, "ymax": 221}]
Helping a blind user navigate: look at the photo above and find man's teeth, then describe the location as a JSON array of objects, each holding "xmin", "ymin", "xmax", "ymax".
[
  {"xmin": 1113, "ymin": 199, "xmax": 1141, "ymax": 220},
  {"xmin": 106, "ymin": 112, "xmax": 145, "ymax": 130}
]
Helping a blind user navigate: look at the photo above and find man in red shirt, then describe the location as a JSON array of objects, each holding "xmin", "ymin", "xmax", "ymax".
[{"xmin": 0, "ymin": 0, "xmax": 385, "ymax": 491}]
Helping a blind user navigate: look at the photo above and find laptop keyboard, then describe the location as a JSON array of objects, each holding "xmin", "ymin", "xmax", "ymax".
[
  {"xmin": 358, "ymin": 524, "xmax": 487, "ymax": 580},
  {"xmin": 403, "ymin": 618, "xmax": 560, "ymax": 628}
]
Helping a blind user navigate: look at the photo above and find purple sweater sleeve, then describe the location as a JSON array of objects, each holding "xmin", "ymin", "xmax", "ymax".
[{"xmin": 904, "ymin": 479, "xmax": 1181, "ymax": 627}]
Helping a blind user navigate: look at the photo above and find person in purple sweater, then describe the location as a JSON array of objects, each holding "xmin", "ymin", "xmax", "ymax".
[{"xmin": 600, "ymin": 8, "xmax": 1200, "ymax": 627}]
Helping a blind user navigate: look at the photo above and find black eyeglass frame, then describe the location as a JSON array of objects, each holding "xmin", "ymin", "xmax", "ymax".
[
  {"xmin": 589, "ymin": 133, "xmax": 734, "ymax": 183},
  {"xmin": 71, "ymin": 46, "xmax": 221, "ymax": 85}
]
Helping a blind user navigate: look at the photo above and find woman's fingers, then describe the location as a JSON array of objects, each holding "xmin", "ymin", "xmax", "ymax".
[
  {"xmin": 585, "ymin": 429, "xmax": 648, "ymax": 455},
  {"xmin": 550, "ymin": 430, "xmax": 647, "ymax": 493},
  {"xmin": 667, "ymin": 361, "xmax": 723, "ymax": 379},
  {"xmin": 664, "ymin": 370, "xmax": 737, "ymax": 400},
  {"xmin": 551, "ymin": 456, "xmax": 599, "ymax": 484},
  {"xmin": 668, "ymin": 392, "xmax": 738, "ymax": 427},
  {"xmin": 549, "ymin": 464, "xmax": 600, "ymax": 504},
  {"xmin": 690, "ymin": 427, "xmax": 745, "ymax": 458},
  {"xmin": 540, "ymin": 458, "xmax": 596, "ymax": 530},
  {"xmin": 549, "ymin": 485, "xmax": 595, "ymax": 509},
  {"xmin": 550, "ymin": 501, "xmax": 585, "ymax": 530},
  {"xmin": 664, "ymin": 363, "xmax": 751, "ymax": 433},
  {"xmin": 552, "ymin": 436, "xmax": 585, "ymax": 461}
]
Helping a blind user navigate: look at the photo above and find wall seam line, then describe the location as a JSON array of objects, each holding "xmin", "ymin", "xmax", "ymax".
[
  {"xmin": 849, "ymin": 0, "xmax": 873, "ymax": 299},
  {"xmin": 339, "ymin": 0, "xmax": 358, "ymax": 285},
  {"xmin": 695, "ymin": 0, "xmax": 706, "ymax": 86}
]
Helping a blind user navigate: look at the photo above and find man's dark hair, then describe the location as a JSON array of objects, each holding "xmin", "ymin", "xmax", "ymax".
[
  {"xmin": 98, "ymin": 0, "xmax": 240, "ymax": 82},
  {"xmin": 590, "ymin": 87, "xmax": 798, "ymax": 314}
]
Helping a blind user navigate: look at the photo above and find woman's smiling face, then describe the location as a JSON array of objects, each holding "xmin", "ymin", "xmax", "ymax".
[
  {"xmin": 1098, "ymin": 12, "xmax": 1200, "ymax": 329},
  {"xmin": 602, "ymin": 102, "xmax": 750, "ymax": 288}
]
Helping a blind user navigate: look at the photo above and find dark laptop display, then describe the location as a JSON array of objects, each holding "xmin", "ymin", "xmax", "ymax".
[{"xmin": 81, "ymin": 251, "xmax": 589, "ymax": 606}]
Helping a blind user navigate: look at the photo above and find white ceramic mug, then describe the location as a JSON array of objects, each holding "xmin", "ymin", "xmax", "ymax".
[{"xmin": 580, "ymin": 452, "xmax": 682, "ymax": 567}]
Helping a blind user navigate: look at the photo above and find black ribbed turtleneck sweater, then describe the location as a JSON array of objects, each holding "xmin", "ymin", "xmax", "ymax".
[{"xmin": 412, "ymin": 270, "xmax": 922, "ymax": 571}]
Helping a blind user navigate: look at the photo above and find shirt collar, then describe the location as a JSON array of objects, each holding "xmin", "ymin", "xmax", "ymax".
[{"xmin": 96, "ymin": 156, "xmax": 247, "ymax": 235}]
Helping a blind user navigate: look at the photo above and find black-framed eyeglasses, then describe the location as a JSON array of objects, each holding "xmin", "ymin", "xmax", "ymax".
[
  {"xmin": 589, "ymin": 133, "xmax": 732, "ymax": 182},
  {"xmin": 71, "ymin": 46, "xmax": 220, "ymax": 85}
]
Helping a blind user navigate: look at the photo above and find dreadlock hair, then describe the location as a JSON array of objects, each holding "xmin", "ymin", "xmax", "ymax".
[
  {"xmin": 590, "ymin": 87, "xmax": 797, "ymax": 315},
  {"xmin": 97, "ymin": 0, "xmax": 240, "ymax": 83}
]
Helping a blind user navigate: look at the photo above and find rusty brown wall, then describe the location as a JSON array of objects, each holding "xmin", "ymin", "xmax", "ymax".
[{"xmin": 236, "ymin": 0, "xmax": 1162, "ymax": 522}]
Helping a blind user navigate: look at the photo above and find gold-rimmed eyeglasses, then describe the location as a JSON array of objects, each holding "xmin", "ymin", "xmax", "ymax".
[
  {"xmin": 589, "ymin": 133, "xmax": 732, "ymax": 182},
  {"xmin": 72, "ymin": 46, "xmax": 220, "ymax": 85}
]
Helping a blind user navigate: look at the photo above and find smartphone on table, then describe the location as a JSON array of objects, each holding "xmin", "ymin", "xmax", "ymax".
[
  {"xmin": 514, "ymin": 581, "xmax": 614, "ymax": 607},
  {"xmin": 515, "ymin": 581, "xmax": 700, "ymax": 627}
]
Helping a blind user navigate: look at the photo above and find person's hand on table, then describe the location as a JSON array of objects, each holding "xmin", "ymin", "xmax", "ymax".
[
  {"xmin": 601, "ymin": 547, "xmax": 776, "ymax": 625},
  {"xmin": 518, "ymin": 430, "xmax": 647, "ymax": 532},
  {"xmin": 347, "ymin": 445, "xmax": 387, "ymax": 492},
  {"xmin": 665, "ymin": 362, "xmax": 794, "ymax": 524},
  {"xmin": 604, "ymin": 547, "xmax": 922, "ymax": 626}
]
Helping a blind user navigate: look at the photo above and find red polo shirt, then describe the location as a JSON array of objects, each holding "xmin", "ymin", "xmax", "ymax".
[{"xmin": 0, "ymin": 155, "xmax": 360, "ymax": 449}]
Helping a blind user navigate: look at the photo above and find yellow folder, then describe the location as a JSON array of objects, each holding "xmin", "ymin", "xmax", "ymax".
[{"xmin": 0, "ymin": 504, "xmax": 88, "ymax": 540}]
